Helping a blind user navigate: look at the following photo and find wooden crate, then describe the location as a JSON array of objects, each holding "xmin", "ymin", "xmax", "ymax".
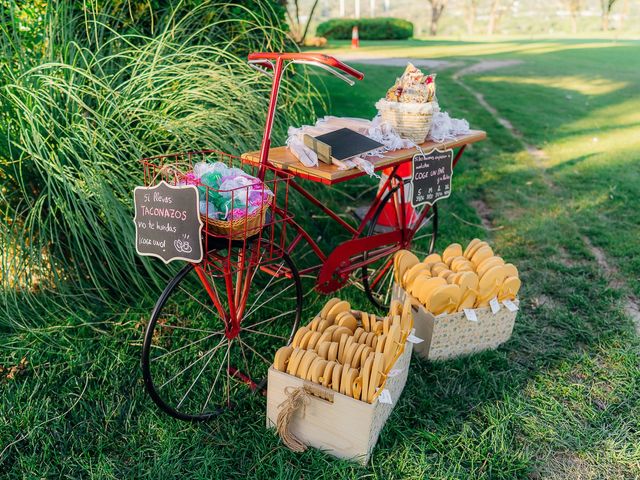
[
  {"xmin": 392, "ymin": 283, "xmax": 517, "ymax": 361},
  {"xmin": 266, "ymin": 340, "xmax": 413, "ymax": 465}
]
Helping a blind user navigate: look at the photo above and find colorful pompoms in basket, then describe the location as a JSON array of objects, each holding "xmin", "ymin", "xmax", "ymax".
[{"xmin": 181, "ymin": 162, "xmax": 273, "ymax": 221}]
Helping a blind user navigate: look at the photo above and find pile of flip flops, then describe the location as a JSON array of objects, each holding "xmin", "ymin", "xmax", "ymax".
[
  {"xmin": 394, "ymin": 239, "xmax": 521, "ymax": 315},
  {"xmin": 272, "ymin": 298, "xmax": 413, "ymax": 403}
]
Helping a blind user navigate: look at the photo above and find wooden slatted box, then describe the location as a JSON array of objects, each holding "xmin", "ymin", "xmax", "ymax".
[
  {"xmin": 266, "ymin": 340, "xmax": 413, "ymax": 465},
  {"xmin": 392, "ymin": 283, "xmax": 517, "ymax": 361}
]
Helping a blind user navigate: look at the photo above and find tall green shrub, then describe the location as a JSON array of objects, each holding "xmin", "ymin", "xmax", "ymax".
[
  {"xmin": 316, "ymin": 17, "xmax": 414, "ymax": 40},
  {"xmin": 0, "ymin": 1, "xmax": 317, "ymax": 322}
]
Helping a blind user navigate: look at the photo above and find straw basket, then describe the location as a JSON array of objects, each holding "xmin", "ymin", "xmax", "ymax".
[
  {"xmin": 201, "ymin": 197, "xmax": 272, "ymax": 240},
  {"xmin": 376, "ymin": 99, "xmax": 439, "ymax": 144}
]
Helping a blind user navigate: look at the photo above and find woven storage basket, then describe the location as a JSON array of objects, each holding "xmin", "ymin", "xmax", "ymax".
[
  {"xmin": 202, "ymin": 196, "xmax": 272, "ymax": 240},
  {"xmin": 376, "ymin": 99, "xmax": 439, "ymax": 144},
  {"xmin": 392, "ymin": 283, "xmax": 517, "ymax": 360}
]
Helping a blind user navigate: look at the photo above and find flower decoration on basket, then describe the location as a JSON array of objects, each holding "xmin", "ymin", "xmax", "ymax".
[
  {"xmin": 181, "ymin": 162, "xmax": 273, "ymax": 238},
  {"xmin": 375, "ymin": 63, "xmax": 440, "ymax": 144}
]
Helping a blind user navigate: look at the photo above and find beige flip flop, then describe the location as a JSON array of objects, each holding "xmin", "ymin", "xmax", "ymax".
[
  {"xmin": 273, "ymin": 345, "xmax": 293, "ymax": 371},
  {"xmin": 442, "ymin": 243, "xmax": 463, "ymax": 265}
]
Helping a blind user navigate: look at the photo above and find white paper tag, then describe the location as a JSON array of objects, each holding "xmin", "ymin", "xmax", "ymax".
[
  {"xmin": 387, "ymin": 368, "xmax": 403, "ymax": 378},
  {"xmin": 502, "ymin": 299, "xmax": 519, "ymax": 312},
  {"xmin": 490, "ymin": 297, "xmax": 501, "ymax": 314},
  {"xmin": 406, "ymin": 333, "xmax": 424, "ymax": 344},
  {"xmin": 378, "ymin": 389, "xmax": 393, "ymax": 405},
  {"xmin": 464, "ymin": 308, "xmax": 478, "ymax": 322}
]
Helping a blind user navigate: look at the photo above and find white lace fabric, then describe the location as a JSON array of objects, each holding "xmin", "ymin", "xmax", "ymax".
[{"xmin": 286, "ymin": 112, "xmax": 470, "ymax": 176}]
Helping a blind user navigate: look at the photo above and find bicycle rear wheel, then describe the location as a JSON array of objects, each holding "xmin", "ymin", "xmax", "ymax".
[
  {"xmin": 360, "ymin": 183, "xmax": 438, "ymax": 309},
  {"xmin": 141, "ymin": 240, "xmax": 301, "ymax": 421}
]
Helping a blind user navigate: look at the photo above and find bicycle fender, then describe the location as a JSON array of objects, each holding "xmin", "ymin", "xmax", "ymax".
[{"xmin": 316, "ymin": 231, "xmax": 402, "ymax": 294}]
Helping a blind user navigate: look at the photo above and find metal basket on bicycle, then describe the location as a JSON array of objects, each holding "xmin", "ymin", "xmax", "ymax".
[{"xmin": 141, "ymin": 150, "xmax": 291, "ymax": 248}]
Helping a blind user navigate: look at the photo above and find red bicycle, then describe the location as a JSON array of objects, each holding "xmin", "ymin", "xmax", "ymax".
[{"xmin": 140, "ymin": 52, "xmax": 485, "ymax": 420}]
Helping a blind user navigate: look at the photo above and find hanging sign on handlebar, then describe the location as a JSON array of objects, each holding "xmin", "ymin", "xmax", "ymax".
[
  {"xmin": 410, "ymin": 148, "xmax": 454, "ymax": 207},
  {"xmin": 133, "ymin": 181, "xmax": 203, "ymax": 264}
]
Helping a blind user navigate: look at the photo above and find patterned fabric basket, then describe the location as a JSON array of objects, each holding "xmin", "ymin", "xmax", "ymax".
[
  {"xmin": 201, "ymin": 196, "xmax": 272, "ymax": 240},
  {"xmin": 376, "ymin": 99, "xmax": 439, "ymax": 144}
]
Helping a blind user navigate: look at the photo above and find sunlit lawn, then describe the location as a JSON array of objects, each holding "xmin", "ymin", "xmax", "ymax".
[{"xmin": 1, "ymin": 38, "xmax": 639, "ymax": 478}]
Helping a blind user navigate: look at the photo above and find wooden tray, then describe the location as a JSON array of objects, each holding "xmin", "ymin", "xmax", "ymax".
[{"xmin": 242, "ymin": 130, "xmax": 486, "ymax": 185}]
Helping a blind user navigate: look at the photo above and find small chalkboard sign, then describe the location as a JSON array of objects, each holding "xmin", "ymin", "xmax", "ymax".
[
  {"xmin": 411, "ymin": 148, "xmax": 454, "ymax": 207},
  {"xmin": 133, "ymin": 181, "xmax": 203, "ymax": 264}
]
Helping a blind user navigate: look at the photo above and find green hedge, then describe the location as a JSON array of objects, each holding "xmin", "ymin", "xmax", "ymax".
[{"xmin": 316, "ymin": 17, "xmax": 413, "ymax": 40}]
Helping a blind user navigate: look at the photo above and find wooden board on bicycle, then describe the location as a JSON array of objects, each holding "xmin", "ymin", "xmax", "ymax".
[{"xmin": 241, "ymin": 130, "xmax": 486, "ymax": 185}]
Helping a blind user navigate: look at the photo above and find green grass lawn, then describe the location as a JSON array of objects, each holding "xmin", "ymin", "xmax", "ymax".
[{"xmin": 2, "ymin": 38, "xmax": 640, "ymax": 478}]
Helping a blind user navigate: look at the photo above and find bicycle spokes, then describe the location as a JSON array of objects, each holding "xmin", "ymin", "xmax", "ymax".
[{"xmin": 141, "ymin": 242, "xmax": 302, "ymax": 420}]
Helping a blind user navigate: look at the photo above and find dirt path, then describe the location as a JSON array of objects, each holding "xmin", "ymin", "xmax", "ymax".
[
  {"xmin": 341, "ymin": 54, "xmax": 640, "ymax": 332},
  {"xmin": 453, "ymin": 59, "xmax": 640, "ymax": 333}
]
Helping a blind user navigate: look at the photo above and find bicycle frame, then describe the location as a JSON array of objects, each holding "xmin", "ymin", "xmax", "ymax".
[
  {"xmin": 247, "ymin": 52, "xmax": 467, "ymax": 294},
  {"xmin": 188, "ymin": 52, "xmax": 464, "ymax": 335},
  {"xmin": 280, "ymin": 147, "xmax": 467, "ymax": 294}
]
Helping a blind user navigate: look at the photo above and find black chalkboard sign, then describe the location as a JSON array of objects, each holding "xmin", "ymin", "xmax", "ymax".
[
  {"xmin": 133, "ymin": 181, "xmax": 203, "ymax": 264},
  {"xmin": 410, "ymin": 148, "xmax": 454, "ymax": 207}
]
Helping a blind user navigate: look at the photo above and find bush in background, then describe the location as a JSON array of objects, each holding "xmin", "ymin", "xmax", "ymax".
[
  {"xmin": 316, "ymin": 17, "xmax": 413, "ymax": 40},
  {"xmin": 0, "ymin": 0, "xmax": 317, "ymax": 323}
]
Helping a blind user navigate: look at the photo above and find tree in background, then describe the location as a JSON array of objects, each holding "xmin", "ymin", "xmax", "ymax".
[
  {"xmin": 618, "ymin": 0, "xmax": 630, "ymax": 29},
  {"xmin": 280, "ymin": 0, "xmax": 321, "ymax": 44},
  {"xmin": 600, "ymin": 0, "xmax": 619, "ymax": 30},
  {"xmin": 465, "ymin": 0, "xmax": 478, "ymax": 35},
  {"xmin": 427, "ymin": 0, "xmax": 448, "ymax": 36},
  {"xmin": 487, "ymin": 0, "xmax": 511, "ymax": 35},
  {"xmin": 563, "ymin": 0, "xmax": 581, "ymax": 33}
]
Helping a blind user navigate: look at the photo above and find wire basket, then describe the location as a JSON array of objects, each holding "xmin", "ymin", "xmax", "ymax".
[{"xmin": 140, "ymin": 150, "xmax": 292, "ymax": 269}]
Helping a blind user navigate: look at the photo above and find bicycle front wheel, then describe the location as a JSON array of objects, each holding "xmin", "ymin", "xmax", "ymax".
[{"xmin": 141, "ymin": 240, "xmax": 302, "ymax": 421}]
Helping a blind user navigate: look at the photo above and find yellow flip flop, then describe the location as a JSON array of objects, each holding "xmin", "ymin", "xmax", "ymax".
[
  {"xmin": 397, "ymin": 250, "xmax": 420, "ymax": 283},
  {"xmin": 458, "ymin": 291, "xmax": 477, "ymax": 311},
  {"xmin": 326, "ymin": 300, "xmax": 350, "ymax": 323},
  {"xmin": 273, "ymin": 345, "xmax": 293, "ymax": 371},
  {"xmin": 291, "ymin": 326, "xmax": 309, "ymax": 348},
  {"xmin": 416, "ymin": 277, "xmax": 447, "ymax": 305},
  {"xmin": 471, "ymin": 245, "xmax": 494, "ymax": 267},
  {"xmin": 361, "ymin": 354, "xmax": 374, "ymax": 403},
  {"xmin": 479, "ymin": 265, "xmax": 507, "ymax": 295},
  {"xmin": 331, "ymin": 364, "xmax": 343, "ymax": 392},
  {"xmin": 498, "ymin": 276, "xmax": 521, "ymax": 301},
  {"xmin": 465, "ymin": 240, "xmax": 487, "ymax": 260},
  {"xmin": 463, "ymin": 238, "xmax": 482, "ymax": 258},
  {"xmin": 321, "ymin": 361, "xmax": 337, "ymax": 388},
  {"xmin": 503, "ymin": 263, "xmax": 519, "ymax": 278},
  {"xmin": 422, "ymin": 252, "xmax": 442, "ymax": 266},
  {"xmin": 442, "ymin": 243, "xmax": 463, "ymax": 266},
  {"xmin": 477, "ymin": 256, "xmax": 505, "ymax": 279},
  {"xmin": 453, "ymin": 271, "xmax": 479, "ymax": 297},
  {"xmin": 427, "ymin": 284, "xmax": 462, "ymax": 315},
  {"xmin": 320, "ymin": 297, "xmax": 341, "ymax": 319}
]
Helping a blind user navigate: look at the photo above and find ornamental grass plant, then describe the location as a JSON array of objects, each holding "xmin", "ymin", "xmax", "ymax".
[{"xmin": 0, "ymin": 1, "xmax": 318, "ymax": 326}]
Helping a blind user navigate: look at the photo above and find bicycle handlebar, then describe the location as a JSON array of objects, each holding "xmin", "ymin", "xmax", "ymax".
[
  {"xmin": 249, "ymin": 52, "xmax": 364, "ymax": 172},
  {"xmin": 247, "ymin": 52, "xmax": 364, "ymax": 82}
]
